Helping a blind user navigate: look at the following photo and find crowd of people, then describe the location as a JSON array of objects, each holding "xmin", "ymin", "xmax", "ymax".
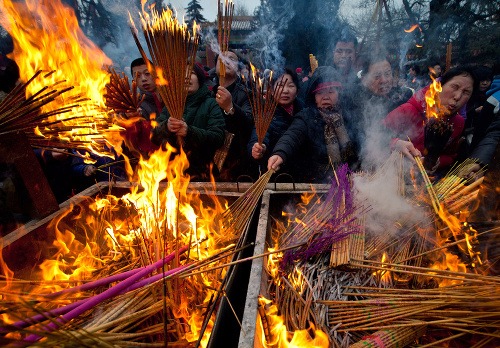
[{"xmin": 1, "ymin": 29, "xmax": 499, "ymax": 210}]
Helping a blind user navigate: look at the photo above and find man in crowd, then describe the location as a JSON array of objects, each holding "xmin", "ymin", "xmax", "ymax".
[{"xmin": 213, "ymin": 50, "xmax": 254, "ymax": 181}]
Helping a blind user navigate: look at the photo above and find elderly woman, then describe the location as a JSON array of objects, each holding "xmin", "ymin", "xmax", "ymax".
[
  {"xmin": 152, "ymin": 63, "xmax": 225, "ymax": 180},
  {"xmin": 345, "ymin": 51, "xmax": 413, "ymax": 165},
  {"xmin": 247, "ymin": 68, "xmax": 303, "ymax": 177},
  {"xmin": 384, "ymin": 65, "xmax": 478, "ymax": 172},
  {"xmin": 267, "ymin": 66, "xmax": 358, "ymax": 182}
]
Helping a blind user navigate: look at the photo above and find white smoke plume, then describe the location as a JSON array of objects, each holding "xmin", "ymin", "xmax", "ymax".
[{"xmin": 245, "ymin": 0, "xmax": 295, "ymax": 72}]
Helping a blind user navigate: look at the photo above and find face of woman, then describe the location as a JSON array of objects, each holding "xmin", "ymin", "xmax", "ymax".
[
  {"xmin": 275, "ymin": 74, "xmax": 298, "ymax": 106},
  {"xmin": 187, "ymin": 71, "xmax": 199, "ymax": 95},
  {"xmin": 314, "ymin": 87, "xmax": 339, "ymax": 109},
  {"xmin": 362, "ymin": 60, "xmax": 393, "ymax": 96},
  {"xmin": 440, "ymin": 74, "xmax": 474, "ymax": 115}
]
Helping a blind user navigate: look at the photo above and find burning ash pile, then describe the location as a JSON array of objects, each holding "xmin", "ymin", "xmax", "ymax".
[{"xmin": 256, "ymin": 154, "xmax": 499, "ymax": 347}]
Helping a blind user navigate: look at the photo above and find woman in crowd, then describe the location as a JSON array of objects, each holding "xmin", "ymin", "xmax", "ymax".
[
  {"xmin": 267, "ymin": 66, "xmax": 359, "ymax": 183},
  {"xmin": 151, "ymin": 63, "xmax": 225, "ymax": 180},
  {"xmin": 347, "ymin": 51, "xmax": 413, "ymax": 164},
  {"xmin": 384, "ymin": 65, "xmax": 478, "ymax": 173},
  {"xmin": 248, "ymin": 68, "xmax": 303, "ymax": 178}
]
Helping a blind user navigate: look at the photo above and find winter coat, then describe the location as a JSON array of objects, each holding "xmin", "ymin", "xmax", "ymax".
[
  {"xmin": 271, "ymin": 107, "xmax": 357, "ymax": 183},
  {"xmin": 469, "ymin": 75, "xmax": 500, "ymax": 165},
  {"xmin": 247, "ymin": 98, "xmax": 303, "ymax": 176},
  {"xmin": 384, "ymin": 86, "xmax": 465, "ymax": 169},
  {"xmin": 212, "ymin": 78, "xmax": 254, "ymax": 181},
  {"xmin": 152, "ymin": 84, "xmax": 225, "ymax": 179}
]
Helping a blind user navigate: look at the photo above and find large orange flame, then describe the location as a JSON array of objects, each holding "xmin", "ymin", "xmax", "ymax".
[{"xmin": 0, "ymin": 0, "xmax": 122, "ymax": 156}]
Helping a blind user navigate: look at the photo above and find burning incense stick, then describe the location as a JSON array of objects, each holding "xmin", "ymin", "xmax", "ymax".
[
  {"xmin": 246, "ymin": 65, "xmax": 286, "ymax": 145},
  {"xmin": 130, "ymin": 7, "xmax": 199, "ymax": 123},
  {"xmin": 217, "ymin": 0, "xmax": 234, "ymax": 87}
]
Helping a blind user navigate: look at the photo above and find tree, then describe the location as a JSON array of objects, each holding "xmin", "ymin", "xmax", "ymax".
[
  {"xmin": 348, "ymin": 0, "xmax": 499, "ymax": 67},
  {"xmin": 249, "ymin": 0, "xmax": 346, "ymax": 70},
  {"xmin": 234, "ymin": 3, "xmax": 250, "ymax": 16},
  {"xmin": 61, "ymin": 0, "xmax": 119, "ymax": 48},
  {"xmin": 185, "ymin": 0, "xmax": 206, "ymax": 28}
]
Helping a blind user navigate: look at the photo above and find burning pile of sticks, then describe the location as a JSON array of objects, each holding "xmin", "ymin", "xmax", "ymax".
[{"xmin": 257, "ymin": 155, "xmax": 499, "ymax": 347}]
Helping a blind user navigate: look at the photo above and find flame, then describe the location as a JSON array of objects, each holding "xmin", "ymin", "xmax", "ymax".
[
  {"xmin": 374, "ymin": 252, "xmax": 392, "ymax": 284},
  {"xmin": 0, "ymin": 0, "xmax": 121, "ymax": 156},
  {"xmin": 0, "ymin": 146, "xmax": 233, "ymax": 345},
  {"xmin": 425, "ymin": 76, "xmax": 444, "ymax": 119},
  {"xmin": 404, "ymin": 24, "xmax": 421, "ymax": 33},
  {"xmin": 257, "ymin": 296, "xmax": 329, "ymax": 347}
]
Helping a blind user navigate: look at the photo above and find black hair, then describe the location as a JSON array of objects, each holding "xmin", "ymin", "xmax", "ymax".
[
  {"xmin": 272, "ymin": 67, "xmax": 299, "ymax": 90},
  {"xmin": 358, "ymin": 49, "xmax": 391, "ymax": 78},
  {"xmin": 0, "ymin": 55, "xmax": 20, "ymax": 93},
  {"xmin": 473, "ymin": 65, "xmax": 493, "ymax": 82},
  {"xmin": 130, "ymin": 57, "xmax": 153, "ymax": 74},
  {"xmin": 440, "ymin": 65, "xmax": 479, "ymax": 93},
  {"xmin": 334, "ymin": 27, "xmax": 358, "ymax": 48}
]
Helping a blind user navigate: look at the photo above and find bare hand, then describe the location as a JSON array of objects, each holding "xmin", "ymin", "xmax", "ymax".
[
  {"xmin": 252, "ymin": 143, "xmax": 267, "ymax": 159},
  {"xmin": 393, "ymin": 139, "xmax": 422, "ymax": 164},
  {"xmin": 268, "ymin": 155, "xmax": 283, "ymax": 171},
  {"xmin": 167, "ymin": 118, "xmax": 188, "ymax": 137},
  {"xmin": 460, "ymin": 163, "xmax": 483, "ymax": 181},
  {"xmin": 215, "ymin": 86, "xmax": 233, "ymax": 113}
]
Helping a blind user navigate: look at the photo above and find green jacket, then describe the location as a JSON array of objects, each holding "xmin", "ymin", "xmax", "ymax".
[{"xmin": 152, "ymin": 85, "xmax": 225, "ymax": 178}]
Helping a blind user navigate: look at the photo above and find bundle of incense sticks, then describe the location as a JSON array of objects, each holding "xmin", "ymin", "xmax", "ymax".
[
  {"xmin": 130, "ymin": 7, "xmax": 199, "ymax": 122},
  {"xmin": 217, "ymin": 0, "xmax": 234, "ymax": 86},
  {"xmin": 104, "ymin": 68, "xmax": 144, "ymax": 115},
  {"xmin": 349, "ymin": 322, "xmax": 427, "ymax": 347},
  {"xmin": 0, "ymin": 70, "xmax": 113, "ymax": 151},
  {"xmin": 246, "ymin": 65, "xmax": 286, "ymax": 145}
]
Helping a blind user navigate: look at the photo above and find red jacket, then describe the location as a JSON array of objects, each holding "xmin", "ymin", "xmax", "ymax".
[{"xmin": 383, "ymin": 87, "xmax": 465, "ymax": 169}]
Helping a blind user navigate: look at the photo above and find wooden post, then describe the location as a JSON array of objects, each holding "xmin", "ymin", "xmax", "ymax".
[
  {"xmin": 0, "ymin": 132, "xmax": 59, "ymax": 219},
  {"xmin": 445, "ymin": 42, "xmax": 452, "ymax": 72}
]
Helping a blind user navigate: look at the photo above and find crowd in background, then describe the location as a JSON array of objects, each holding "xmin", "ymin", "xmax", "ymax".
[{"xmin": 1, "ymin": 27, "xmax": 499, "ymax": 225}]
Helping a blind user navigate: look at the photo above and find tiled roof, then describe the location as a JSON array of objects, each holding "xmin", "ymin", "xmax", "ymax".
[{"xmin": 202, "ymin": 16, "xmax": 255, "ymax": 31}]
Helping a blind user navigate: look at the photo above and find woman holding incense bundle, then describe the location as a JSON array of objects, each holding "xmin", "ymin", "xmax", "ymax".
[
  {"xmin": 384, "ymin": 66, "xmax": 478, "ymax": 173},
  {"xmin": 247, "ymin": 68, "xmax": 303, "ymax": 178},
  {"xmin": 152, "ymin": 63, "xmax": 225, "ymax": 180},
  {"xmin": 267, "ymin": 66, "xmax": 359, "ymax": 182}
]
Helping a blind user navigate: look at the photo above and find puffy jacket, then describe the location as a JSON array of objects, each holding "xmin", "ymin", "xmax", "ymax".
[{"xmin": 384, "ymin": 86, "xmax": 465, "ymax": 169}]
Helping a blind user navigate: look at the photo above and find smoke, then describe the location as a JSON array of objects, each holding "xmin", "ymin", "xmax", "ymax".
[
  {"xmin": 245, "ymin": 0, "xmax": 295, "ymax": 72},
  {"xmin": 97, "ymin": 0, "xmax": 145, "ymax": 76},
  {"xmin": 352, "ymin": 153, "xmax": 426, "ymax": 237}
]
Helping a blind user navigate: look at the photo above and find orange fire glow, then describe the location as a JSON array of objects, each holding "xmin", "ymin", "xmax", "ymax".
[
  {"xmin": 425, "ymin": 76, "xmax": 444, "ymax": 119},
  {"xmin": 404, "ymin": 24, "xmax": 421, "ymax": 33},
  {"xmin": 0, "ymin": 145, "xmax": 234, "ymax": 345},
  {"xmin": 257, "ymin": 296, "xmax": 329, "ymax": 348},
  {"xmin": 0, "ymin": 0, "xmax": 122, "ymax": 156}
]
